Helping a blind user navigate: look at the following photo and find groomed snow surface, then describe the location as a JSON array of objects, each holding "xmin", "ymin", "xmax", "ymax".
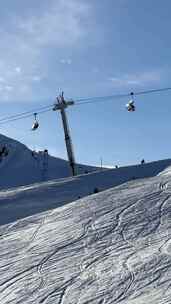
[{"xmin": 0, "ymin": 158, "xmax": 171, "ymax": 303}]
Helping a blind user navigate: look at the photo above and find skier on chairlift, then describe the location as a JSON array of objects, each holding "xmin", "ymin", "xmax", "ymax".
[
  {"xmin": 126, "ymin": 92, "xmax": 135, "ymax": 112},
  {"xmin": 32, "ymin": 113, "xmax": 39, "ymax": 130}
]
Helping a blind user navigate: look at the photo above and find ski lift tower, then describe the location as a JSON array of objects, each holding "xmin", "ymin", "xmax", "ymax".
[{"xmin": 53, "ymin": 92, "xmax": 77, "ymax": 176}]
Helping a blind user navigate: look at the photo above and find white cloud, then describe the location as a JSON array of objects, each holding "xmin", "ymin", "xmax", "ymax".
[
  {"xmin": 5, "ymin": 85, "xmax": 13, "ymax": 92},
  {"xmin": 0, "ymin": 0, "xmax": 90, "ymax": 102},
  {"xmin": 109, "ymin": 71, "xmax": 162, "ymax": 88},
  {"xmin": 60, "ymin": 59, "xmax": 72, "ymax": 65},
  {"xmin": 32, "ymin": 75, "xmax": 43, "ymax": 82},
  {"xmin": 16, "ymin": 0, "xmax": 89, "ymax": 48},
  {"xmin": 15, "ymin": 67, "xmax": 21, "ymax": 74}
]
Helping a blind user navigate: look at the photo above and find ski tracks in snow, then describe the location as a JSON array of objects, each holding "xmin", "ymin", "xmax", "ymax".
[
  {"xmin": 1, "ymin": 175, "xmax": 171, "ymax": 303},
  {"xmin": 0, "ymin": 210, "xmax": 53, "ymax": 303}
]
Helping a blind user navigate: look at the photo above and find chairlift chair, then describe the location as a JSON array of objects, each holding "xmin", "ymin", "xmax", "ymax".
[
  {"xmin": 32, "ymin": 113, "xmax": 39, "ymax": 131},
  {"xmin": 126, "ymin": 92, "xmax": 136, "ymax": 112}
]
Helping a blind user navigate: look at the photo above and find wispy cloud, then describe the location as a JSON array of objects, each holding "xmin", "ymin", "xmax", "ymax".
[
  {"xmin": 15, "ymin": 67, "xmax": 22, "ymax": 74},
  {"xmin": 60, "ymin": 59, "xmax": 72, "ymax": 65},
  {"xmin": 0, "ymin": 0, "xmax": 90, "ymax": 102},
  {"xmin": 16, "ymin": 0, "xmax": 89, "ymax": 48},
  {"xmin": 109, "ymin": 71, "xmax": 162, "ymax": 88}
]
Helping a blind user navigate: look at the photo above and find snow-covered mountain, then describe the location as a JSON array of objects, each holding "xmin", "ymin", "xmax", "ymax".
[
  {"xmin": 1, "ymin": 133, "xmax": 171, "ymax": 191},
  {"xmin": 0, "ymin": 162, "xmax": 171, "ymax": 303},
  {"xmin": 0, "ymin": 133, "xmax": 100, "ymax": 189},
  {"xmin": 1, "ymin": 133, "xmax": 171, "ymax": 303}
]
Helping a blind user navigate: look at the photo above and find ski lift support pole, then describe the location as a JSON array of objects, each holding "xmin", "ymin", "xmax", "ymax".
[{"xmin": 53, "ymin": 92, "xmax": 77, "ymax": 176}]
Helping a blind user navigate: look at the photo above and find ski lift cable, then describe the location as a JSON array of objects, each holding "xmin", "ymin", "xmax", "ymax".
[
  {"xmin": 74, "ymin": 86, "xmax": 171, "ymax": 105},
  {"xmin": 0, "ymin": 104, "xmax": 53, "ymax": 124},
  {"xmin": 0, "ymin": 108, "xmax": 52, "ymax": 126},
  {"xmin": 134, "ymin": 86, "xmax": 171, "ymax": 96},
  {"xmin": 75, "ymin": 93, "xmax": 129, "ymax": 103},
  {"xmin": 75, "ymin": 95, "xmax": 127, "ymax": 106},
  {"xmin": 0, "ymin": 86, "xmax": 171, "ymax": 125}
]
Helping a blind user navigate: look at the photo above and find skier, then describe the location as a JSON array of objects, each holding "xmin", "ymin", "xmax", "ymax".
[
  {"xmin": 126, "ymin": 92, "xmax": 135, "ymax": 112},
  {"xmin": 126, "ymin": 101, "xmax": 135, "ymax": 112}
]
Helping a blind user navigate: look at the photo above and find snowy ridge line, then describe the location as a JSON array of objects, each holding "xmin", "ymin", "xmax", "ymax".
[
  {"xmin": 0, "ymin": 133, "xmax": 100, "ymax": 190},
  {"xmin": 1, "ymin": 132, "xmax": 171, "ymax": 193}
]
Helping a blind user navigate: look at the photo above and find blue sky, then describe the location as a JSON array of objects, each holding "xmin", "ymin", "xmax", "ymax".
[{"xmin": 1, "ymin": 0, "xmax": 171, "ymax": 167}]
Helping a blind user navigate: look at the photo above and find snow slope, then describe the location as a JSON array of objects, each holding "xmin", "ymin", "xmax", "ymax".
[
  {"xmin": 0, "ymin": 158, "xmax": 171, "ymax": 225},
  {"xmin": 0, "ymin": 162, "xmax": 171, "ymax": 303},
  {"xmin": 1, "ymin": 133, "xmax": 171, "ymax": 193},
  {"xmin": 0, "ymin": 133, "xmax": 99, "ymax": 189}
]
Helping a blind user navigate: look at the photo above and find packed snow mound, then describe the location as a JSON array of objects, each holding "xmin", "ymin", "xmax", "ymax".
[
  {"xmin": 0, "ymin": 169, "xmax": 171, "ymax": 303},
  {"xmin": 0, "ymin": 133, "xmax": 99, "ymax": 189}
]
